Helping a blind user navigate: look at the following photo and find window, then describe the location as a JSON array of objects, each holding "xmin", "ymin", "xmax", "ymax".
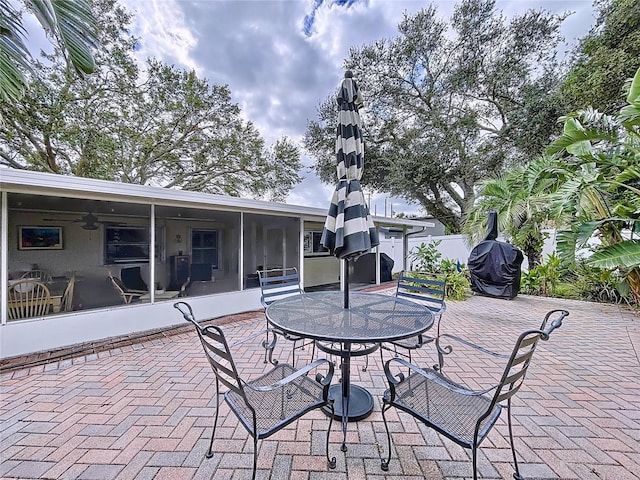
[
  {"xmin": 105, "ymin": 227, "xmax": 150, "ymax": 264},
  {"xmin": 191, "ymin": 229, "xmax": 218, "ymax": 268},
  {"xmin": 104, "ymin": 226, "xmax": 164, "ymax": 264},
  {"xmin": 304, "ymin": 231, "xmax": 329, "ymax": 256}
]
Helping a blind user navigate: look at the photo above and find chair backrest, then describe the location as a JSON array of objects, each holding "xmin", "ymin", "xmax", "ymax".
[
  {"xmin": 8, "ymin": 280, "xmax": 52, "ymax": 319},
  {"xmin": 61, "ymin": 274, "xmax": 76, "ymax": 312},
  {"xmin": 485, "ymin": 309, "xmax": 568, "ymax": 414},
  {"xmin": 396, "ymin": 272, "xmax": 446, "ymax": 317},
  {"xmin": 107, "ymin": 270, "xmax": 131, "ymax": 304},
  {"xmin": 21, "ymin": 270, "xmax": 52, "ymax": 283},
  {"xmin": 121, "ymin": 266, "xmax": 148, "ymax": 291},
  {"xmin": 191, "ymin": 263, "xmax": 212, "ymax": 281},
  {"xmin": 174, "ymin": 302, "xmax": 248, "ymax": 401},
  {"xmin": 257, "ymin": 267, "xmax": 303, "ymax": 308}
]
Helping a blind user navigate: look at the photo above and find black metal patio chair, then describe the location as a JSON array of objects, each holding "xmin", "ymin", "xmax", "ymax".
[
  {"xmin": 380, "ymin": 309, "xmax": 569, "ymax": 480},
  {"xmin": 380, "ymin": 272, "xmax": 447, "ymax": 366},
  {"xmin": 173, "ymin": 301, "xmax": 336, "ymax": 480},
  {"xmin": 257, "ymin": 267, "xmax": 315, "ymax": 366}
]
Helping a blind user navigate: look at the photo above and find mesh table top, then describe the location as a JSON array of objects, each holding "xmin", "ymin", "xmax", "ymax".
[{"xmin": 266, "ymin": 291, "xmax": 434, "ymax": 343}]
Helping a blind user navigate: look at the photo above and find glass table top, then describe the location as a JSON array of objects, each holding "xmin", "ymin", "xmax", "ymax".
[{"xmin": 266, "ymin": 291, "xmax": 434, "ymax": 343}]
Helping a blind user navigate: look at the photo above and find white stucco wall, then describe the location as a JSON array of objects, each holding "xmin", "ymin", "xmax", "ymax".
[{"xmin": 1, "ymin": 288, "xmax": 264, "ymax": 359}]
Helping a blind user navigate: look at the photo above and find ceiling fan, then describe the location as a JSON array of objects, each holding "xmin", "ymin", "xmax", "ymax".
[{"xmin": 43, "ymin": 211, "xmax": 127, "ymax": 231}]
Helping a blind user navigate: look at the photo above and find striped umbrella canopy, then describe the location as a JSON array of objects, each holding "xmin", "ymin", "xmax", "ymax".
[{"xmin": 321, "ymin": 71, "xmax": 379, "ymax": 305}]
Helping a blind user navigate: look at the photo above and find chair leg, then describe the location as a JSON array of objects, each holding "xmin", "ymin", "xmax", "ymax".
[
  {"xmin": 380, "ymin": 402, "xmax": 393, "ymax": 471},
  {"xmin": 206, "ymin": 382, "xmax": 221, "ymax": 458},
  {"xmin": 251, "ymin": 434, "xmax": 259, "ymax": 480},
  {"xmin": 325, "ymin": 399, "xmax": 337, "ymax": 469},
  {"xmin": 472, "ymin": 443, "xmax": 478, "ymax": 480},
  {"xmin": 291, "ymin": 339, "xmax": 298, "ymax": 368},
  {"xmin": 263, "ymin": 326, "xmax": 270, "ymax": 364},
  {"xmin": 507, "ymin": 399, "xmax": 524, "ymax": 480}
]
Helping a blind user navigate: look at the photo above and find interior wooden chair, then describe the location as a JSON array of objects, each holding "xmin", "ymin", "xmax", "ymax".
[
  {"xmin": 380, "ymin": 309, "xmax": 569, "ymax": 480},
  {"xmin": 120, "ymin": 266, "xmax": 148, "ymax": 292},
  {"xmin": 61, "ymin": 274, "xmax": 76, "ymax": 312},
  {"xmin": 21, "ymin": 270, "xmax": 53, "ymax": 283},
  {"xmin": 380, "ymin": 272, "xmax": 447, "ymax": 366},
  {"xmin": 107, "ymin": 270, "xmax": 143, "ymax": 304},
  {"xmin": 173, "ymin": 301, "xmax": 336, "ymax": 480},
  {"xmin": 8, "ymin": 280, "xmax": 52, "ymax": 319},
  {"xmin": 257, "ymin": 267, "xmax": 314, "ymax": 366}
]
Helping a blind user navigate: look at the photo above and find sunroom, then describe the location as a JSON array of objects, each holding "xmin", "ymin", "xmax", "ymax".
[{"xmin": 1, "ymin": 169, "xmax": 431, "ymax": 358}]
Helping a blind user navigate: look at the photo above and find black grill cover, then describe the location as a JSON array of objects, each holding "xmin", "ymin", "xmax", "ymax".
[{"xmin": 468, "ymin": 212, "xmax": 524, "ymax": 299}]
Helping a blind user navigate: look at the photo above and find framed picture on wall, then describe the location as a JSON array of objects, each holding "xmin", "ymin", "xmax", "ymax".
[{"xmin": 18, "ymin": 226, "xmax": 63, "ymax": 250}]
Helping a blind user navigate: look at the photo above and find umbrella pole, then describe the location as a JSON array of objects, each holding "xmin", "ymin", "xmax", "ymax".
[{"xmin": 344, "ymin": 259, "xmax": 349, "ymax": 309}]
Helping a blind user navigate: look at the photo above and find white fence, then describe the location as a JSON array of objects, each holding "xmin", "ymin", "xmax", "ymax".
[{"xmin": 378, "ymin": 230, "xmax": 562, "ymax": 274}]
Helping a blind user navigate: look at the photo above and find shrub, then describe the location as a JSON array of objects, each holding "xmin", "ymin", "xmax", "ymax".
[
  {"xmin": 407, "ymin": 240, "xmax": 470, "ymax": 300},
  {"xmin": 408, "ymin": 240, "xmax": 442, "ymax": 272},
  {"xmin": 572, "ymin": 261, "xmax": 631, "ymax": 305}
]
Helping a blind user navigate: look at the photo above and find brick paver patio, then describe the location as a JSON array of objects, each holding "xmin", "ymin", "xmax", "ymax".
[{"xmin": 1, "ymin": 290, "xmax": 638, "ymax": 479}]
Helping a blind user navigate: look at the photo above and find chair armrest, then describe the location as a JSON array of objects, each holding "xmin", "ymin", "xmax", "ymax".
[
  {"xmin": 438, "ymin": 333, "xmax": 511, "ymax": 359},
  {"xmin": 248, "ymin": 358, "xmax": 335, "ymax": 392},
  {"xmin": 384, "ymin": 357, "xmax": 497, "ymax": 397},
  {"xmin": 434, "ymin": 332, "xmax": 510, "ymax": 373},
  {"xmin": 228, "ymin": 328, "xmax": 274, "ymax": 348}
]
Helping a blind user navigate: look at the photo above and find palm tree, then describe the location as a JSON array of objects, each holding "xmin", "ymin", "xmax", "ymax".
[
  {"xmin": 0, "ymin": 0, "xmax": 97, "ymax": 102},
  {"xmin": 545, "ymin": 67, "xmax": 640, "ymax": 302},
  {"xmin": 463, "ymin": 157, "xmax": 560, "ymax": 268}
]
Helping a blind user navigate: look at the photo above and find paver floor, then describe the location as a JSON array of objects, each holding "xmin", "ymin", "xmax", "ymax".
[{"xmin": 1, "ymin": 291, "xmax": 638, "ymax": 479}]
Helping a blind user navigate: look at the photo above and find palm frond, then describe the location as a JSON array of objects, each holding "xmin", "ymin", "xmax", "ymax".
[
  {"xmin": 618, "ymin": 105, "xmax": 640, "ymax": 127},
  {"xmin": 626, "ymin": 66, "xmax": 640, "ymax": 105},
  {"xmin": 555, "ymin": 228, "xmax": 577, "ymax": 263},
  {"xmin": 588, "ymin": 240, "xmax": 640, "ymax": 269},
  {"xmin": 0, "ymin": 0, "xmax": 32, "ymax": 101},
  {"xmin": 546, "ymin": 119, "xmax": 614, "ymax": 157},
  {"xmin": 29, "ymin": 0, "xmax": 97, "ymax": 74}
]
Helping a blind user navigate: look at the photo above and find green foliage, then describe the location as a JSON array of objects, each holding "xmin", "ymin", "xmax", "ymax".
[
  {"xmin": 407, "ymin": 240, "xmax": 470, "ymax": 300},
  {"xmin": 0, "ymin": 0, "xmax": 301, "ymax": 201},
  {"xmin": 0, "ymin": 0, "xmax": 98, "ymax": 103},
  {"xmin": 304, "ymin": 0, "xmax": 567, "ymax": 233},
  {"xmin": 545, "ymin": 66, "xmax": 640, "ymax": 303},
  {"xmin": 552, "ymin": 282, "xmax": 580, "ymax": 300},
  {"xmin": 408, "ymin": 240, "xmax": 442, "ymax": 272},
  {"xmin": 571, "ymin": 260, "xmax": 631, "ymax": 304},
  {"xmin": 462, "ymin": 156, "xmax": 557, "ymax": 267},
  {"xmin": 562, "ymin": 0, "xmax": 640, "ymax": 114},
  {"xmin": 520, "ymin": 268, "xmax": 542, "ymax": 295},
  {"xmin": 536, "ymin": 252, "xmax": 561, "ymax": 296},
  {"xmin": 440, "ymin": 271, "xmax": 470, "ymax": 301},
  {"xmin": 520, "ymin": 252, "xmax": 561, "ymax": 296}
]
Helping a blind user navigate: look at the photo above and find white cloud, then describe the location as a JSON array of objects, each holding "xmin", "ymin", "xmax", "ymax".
[
  {"xmin": 122, "ymin": 0, "xmax": 199, "ymax": 72},
  {"xmin": 117, "ymin": 0, "xmax": 594, "ymax": 215}
]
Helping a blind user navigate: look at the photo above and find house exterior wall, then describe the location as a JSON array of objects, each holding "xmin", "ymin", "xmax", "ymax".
[
  {"xmin": 1, "ymin": 288, "xmax": 263, "ymax": 359},
  {"xmin": 0, "ymin": 169, "xmax": 433, "ymax": 359}
]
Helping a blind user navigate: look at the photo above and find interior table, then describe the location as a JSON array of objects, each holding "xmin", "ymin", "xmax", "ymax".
[
  {"xmin": 266, "ymin": 291, "xmax": 434, "ymax": 451},
  {"xmin": 140, "ymin": 290, "xmax": 180, "ymax": 302}
]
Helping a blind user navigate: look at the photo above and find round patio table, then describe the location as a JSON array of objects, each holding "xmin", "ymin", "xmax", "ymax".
[{"xmin": 266, "ymin": 291, "xmax": 434, "ymax": 451}]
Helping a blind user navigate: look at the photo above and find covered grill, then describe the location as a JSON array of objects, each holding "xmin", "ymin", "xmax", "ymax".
[{"xmin": 468, "ymin": 211, "xmax": 524, "ymax": 300}]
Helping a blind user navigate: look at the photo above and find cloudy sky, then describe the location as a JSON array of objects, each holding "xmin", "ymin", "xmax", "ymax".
[{"xmin": 34, "ymin": 0, "xmax": 598, "ymax": 216}]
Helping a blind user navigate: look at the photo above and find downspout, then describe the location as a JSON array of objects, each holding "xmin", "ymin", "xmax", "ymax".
[
  {"xmin": 403, "ymin": 226, "xmax": 427, "ymax": 272},
  {"xmin": 1, "ymin": 191, "xmax": 7, "ymax": 325}
]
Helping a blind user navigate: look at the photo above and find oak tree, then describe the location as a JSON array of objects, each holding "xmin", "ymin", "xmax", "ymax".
[{"xmin": 304, "ymin": 0, "xmax": 567, "ymax": 232}]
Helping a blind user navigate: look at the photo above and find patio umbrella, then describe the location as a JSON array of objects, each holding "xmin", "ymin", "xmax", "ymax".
[{"xmin": 321, "ymin": 71, "xmax": 379, "ymax": 308}]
